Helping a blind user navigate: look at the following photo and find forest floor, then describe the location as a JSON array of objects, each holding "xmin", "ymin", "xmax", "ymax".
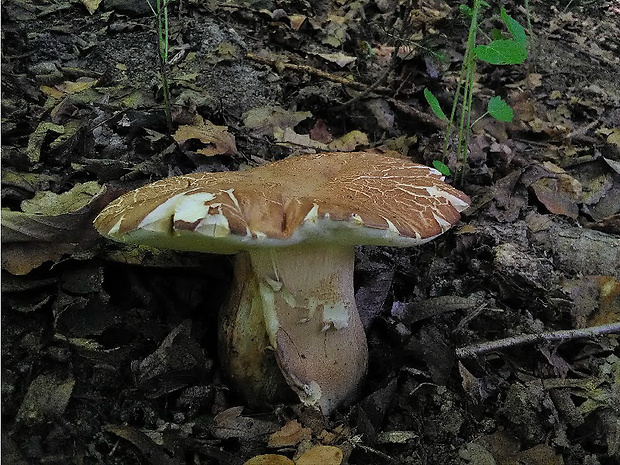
[{"xmin": 2, "ymin": 0, "xmax": 620, "ymax": 464}]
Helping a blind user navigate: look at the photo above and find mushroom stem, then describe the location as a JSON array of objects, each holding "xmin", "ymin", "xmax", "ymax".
[{"xmin": 219, "ymin": 244, "xmax": 368, "ymax": 414}]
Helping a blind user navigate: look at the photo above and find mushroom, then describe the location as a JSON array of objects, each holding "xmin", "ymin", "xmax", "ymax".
[{"xmin": 94, "ymin": 151, "xmax": 470, "ymax": 414}]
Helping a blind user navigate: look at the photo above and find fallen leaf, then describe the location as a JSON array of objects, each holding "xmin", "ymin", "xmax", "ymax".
[
  {"xmin": 529, "ymin": 176, "xmax": 580, "ymax": 219},
  {"xmin": 133, "ymin": 320, "xmax": 209, "ymax": 396},
  {"xmin": 296, "ymin": 445, "xmax": 343, "ymax": 465},
  {"xmin": 16, "ymin": 373, "xmax": 75, "ymax": 426},
  {"xmin": 563, "ymin": 275, "xmax": 620, "ymax": 327},
  {"xmin": 21, "ymin": 181, "xmax": 102, "ymax": 215},
  {"xmin": 527, "ymin": 73, "xmax": 543, "ymax": 87},
  {"xmin": 211, "ymin": 406, "xmax": 279, "ymax": 441},
  {"xmin": 243, "ymin": 455, "xmax": 294, "ymax": 465},
  {"xmin": 81, "ymin": 0, "xmax": 103, "ymax": 15},
  {"xmin": 288, "ymin": 14, "xmax": 306, "ymax": 31},
  {"xmin": 26, "ymin": 121, "xmax": 65, "ymax": 163},
  {"xmin": 104, "ymin": 425, "xmax": 182, "ymax": 465},
  {"xmin": 56, "ymin": 79, "xmax": 98, "ymax": 95},
  {"xmin": 273, "ymin": 127, "xmax": 328, "ymax": 151},
  {"xmin": 173, "ymin": 116, "xmax": 237, "ymax": 156},
  {"xmin": 1, "ymin": 184, "xmax": 121, "ymax": 275},
  {"xmin": 321, "ymin": 14, "xmax": 348, "ymax": 48},
  {"xmin": 509, "ymin": 443, "xmax": 564, "ymax": 465},
  {"xmin": 243, "ymin": 105, "xmax": 312, "ymax": 137},
  {"xmin": 606, "ymin": 127, "xmax": 620, "ymax": 146},
  {"xmin": 40, "ymin": 85, "xmax": 65, "ymax": 99},
  {"xmin": 409, "ymin": 1, "xmax": 450, "ymax": 28},
  {"xmin": 327, "ymin": 130, "xmax": 369, "ymax": 151},
  {"xmin": 365, "ymin": 99, "xmax": 395, "ymax": 130},
  {"xmin": 268, "ymin": 420, "xmax": 312, "ymax": 448},
  {"xmin": 314, "ymin": 52, "xmax": 357, "ymax": 68}
]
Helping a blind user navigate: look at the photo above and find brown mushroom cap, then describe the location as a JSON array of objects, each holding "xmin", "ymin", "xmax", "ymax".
[{"xmin": 94, "ymin": 151, "xmax": 470, "ymax": 249}]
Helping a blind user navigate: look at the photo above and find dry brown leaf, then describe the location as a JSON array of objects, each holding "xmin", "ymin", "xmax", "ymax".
[
  {"xmin": 314, "ymin": 52, "xmax": 357, "ymax": 68},
  {"xmin": 409, "ymin": 0, "xmax": 450, "ymax": 28},
  {"xmin": 103, "ymin": 425, "xmax": 181, "ymax": 465},
  {"xmin": 507, "ymin": 443, "xmax": 564, "ymax": 465},
  {"xmin": 40, "ymin": 85, "xmax": 65, "ymax": 99},
  {"xmin": 527, "ymin": 73, "xmax": 543, "ymax": 87},
  {"xmin": 563, "ymin": 275, "xmax": 620, "ymax": 327},
  {"xmin": 528, "ymin": 162, "xmax": 582, "ymax": 219},
  {"xmin": 1, "ymin": 184, "xmax": 119, "ymax": 275},
  {"xmin": 273, "ymin": 127, "xmax": 327, "ymax": 151},
  {"xmin": 243, "ymin": 105, "xmax": 312, "ymax": 137},
  {"xmin": 81, "ymin": 0, "xmax": 103, "ymax": 15},
  {"xmin": 56, "ymin": 79, "xmax": 98, "ymax": 95},
  {"xmin": 296, "ymin": 445, "xmax": 343, "ymax": 465},
  {"xmin": 327, "ymin": 130, "xmax": 369, "ymax": 152},
  {"xmin": 606, "ymin": 128, "xmax": 620, "ymax": 146},
  {"xmin": 243, "ymin": 455, "xmax": 294, "ymax": 465},
  {"xmin": 173, "ymin": 116, "xmax": 237, "ymax": 156},
  {"xmin": 211, "ymin": 406, "xmax": 279, "ymax": 441},
  {"xmin": 16, "ymin": 373, "xmax": 75, "ymax": 426},
  {"xmin": 288, "ymin": 14, "xmax": 306, "ymax": 31},
  {"xmin": 268, "ymin": 420, "xmax": 312, "ymax": 448}
]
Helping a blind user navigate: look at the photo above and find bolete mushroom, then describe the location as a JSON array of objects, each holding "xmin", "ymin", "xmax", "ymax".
[{"xmin": 94, "ymin": 151, "xmax": 470, "ymax": 414}]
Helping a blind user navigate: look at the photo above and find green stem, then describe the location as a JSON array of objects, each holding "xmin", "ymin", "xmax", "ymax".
[
  {"xmin": 457, "ymin": 1, "xmax": 480, "ymax": 175},
  {"xmin": 471, "ymin": 111, "xmax": 488, "ymax": 129},
  {"xmin": 154, "ymin": 0, "xmax": 173, "ymax": 132}
]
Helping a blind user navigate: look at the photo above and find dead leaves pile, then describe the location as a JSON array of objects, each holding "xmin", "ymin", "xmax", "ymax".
[
  {"xmin": 244, "ymin": 445, "xmax": 343, "ymax": 465},
  {"xmin": 3, "ymin": 0, "xmax": 620, "ymax": 464}
]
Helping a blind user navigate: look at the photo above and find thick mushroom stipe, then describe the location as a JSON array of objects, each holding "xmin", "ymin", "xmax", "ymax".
[{"xmin": 94, "ymin": 151, "xmax": 470, "ymax": 414}]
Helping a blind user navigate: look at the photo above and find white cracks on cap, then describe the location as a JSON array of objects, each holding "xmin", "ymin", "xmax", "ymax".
[
  {"xmin": 302, "ymin": 203, "xmax": 321, "ymax": 223},
  {"xmin": 173, "ymin": 192, "xmax": 218, "ymax": 223},
  {"xmin": 350, "ymin": 213, "xmax": 363, "ymax": 226},
  {"xmin": 108, "ymin": 215, "xmax": 125, "ymax": 236},
  {"xmin": 223, "ymin": 188, "xmax": 253, "ymax": 237},
  {"xmin": 137, "ymin": 193, "xmax": 186, "ymax": 232},
  {"xmin": 433, "ymin": 212, "xmax": 454, "ymax": 232},
  {"xmin": 383, "ymin": 217, "xmax": 401, "ymax": 236},
  {"xmin": 196, "ymin": 204, "xmax": 231, "ymax": 237},
  {"xmin": 424, "ymin": 185, "xmax": 471, "ymax": 212},
  {"xmin": 224, "ymin": 188, "xmax": 241, "ymax": 211}
]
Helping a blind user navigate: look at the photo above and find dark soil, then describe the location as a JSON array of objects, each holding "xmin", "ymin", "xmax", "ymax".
[{"xmin": 2, "ymin": 1, "xmax": 620, "ymax": 464}]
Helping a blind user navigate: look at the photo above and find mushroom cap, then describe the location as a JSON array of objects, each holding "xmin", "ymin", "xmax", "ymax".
[{"xmin": 94, "ymin": 151, "xmax": 470, "ymax": 252}]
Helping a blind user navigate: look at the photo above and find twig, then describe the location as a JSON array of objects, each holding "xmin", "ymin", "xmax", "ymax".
[
  {"xmin": 333, "ymin": 65, "xmax": 393, "ymax": 110},
  {"xmin": 389, "ymin": 98, "xmax": 446, "ymax": 129},
  {"xmin": 456, "ymin": 322, "xmax": 620, "ymax": 359},
  {"xmin": 246, "ymin": 52, "xmax": 392, "ymax": 93}
]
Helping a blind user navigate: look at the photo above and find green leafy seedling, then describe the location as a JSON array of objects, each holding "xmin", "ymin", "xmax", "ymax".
[
  {"xmin": 501, "ymin": 7, "xmax": 527, "ymax": 46},
  {"xmin": 425, "ymin": 2, "xmax": 528, "ymax": 179},
  {"xmin": 487, "ymin": 96, "xmax": 513, "ymax": 122},
  {"xmin": 432, "ymin": 159, "xmax": 452, "ymax": 176},
  {"xmin": 475, "ymin": 39, "xmax": 527, "ymax": 65},
  {"xmin": 475, "ymin": 7, "xmax": 527, "ymax": 65},
  {"xmin": 424, "ymin": 88, "xmax": 448, "ymax": 121}
]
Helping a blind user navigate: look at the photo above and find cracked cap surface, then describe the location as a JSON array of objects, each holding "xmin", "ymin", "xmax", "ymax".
[{"xmin": 94, "ymin": 151, "xmax": 471, "ymax": 252}]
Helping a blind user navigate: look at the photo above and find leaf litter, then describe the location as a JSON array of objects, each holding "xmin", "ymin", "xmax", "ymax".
[{"xmin": 2, "ymin": 0, "xmax": 620, "ymax": 464}]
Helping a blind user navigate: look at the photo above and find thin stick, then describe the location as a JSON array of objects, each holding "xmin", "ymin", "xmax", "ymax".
[
  {"xmin": 456, "ymin": 322, "xmax": 620, "ymax": 359},
  {"xmin": 246, "ymin": 53, "xmax": 392, "ymax": 93}
]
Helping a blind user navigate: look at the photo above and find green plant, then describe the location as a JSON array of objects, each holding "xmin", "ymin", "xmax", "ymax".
[
  {"xmin": 425, "ymin": 1, "xmax": 528, "ymax": 177},
  {"xmin": 147, "ymin": 0, "xmax": 175, "ymax": 131}
]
